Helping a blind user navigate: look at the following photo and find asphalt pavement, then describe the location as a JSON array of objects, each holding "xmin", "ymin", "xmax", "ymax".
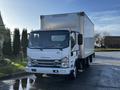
[{"xmin": 1, "ymin": 52, "xmax": 120, "ymax": 90}]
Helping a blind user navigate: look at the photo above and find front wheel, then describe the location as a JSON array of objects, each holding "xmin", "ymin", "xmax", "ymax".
[{"xmin": 69, "ymin": 66, "xmax": 77, "ymax": 80}]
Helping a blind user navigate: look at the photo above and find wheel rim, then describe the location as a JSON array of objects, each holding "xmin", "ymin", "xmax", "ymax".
[{"xmin": 73, "ymin": 67, "xmax": 77, "ymax": 78}]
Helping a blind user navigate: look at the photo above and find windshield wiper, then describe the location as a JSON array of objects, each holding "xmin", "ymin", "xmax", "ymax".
[{"xmin": 28, "ymin": 46, "xmax": 64, "ymax": 51}]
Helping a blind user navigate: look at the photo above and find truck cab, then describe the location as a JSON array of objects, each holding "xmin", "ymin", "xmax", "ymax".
[
  {"xmin": 26, "ymin": 30, "xmax": 83, "ymax": 79},
  {"xmin": 26, "ymin": 12, "xmax": 94, "ymax": 79}
]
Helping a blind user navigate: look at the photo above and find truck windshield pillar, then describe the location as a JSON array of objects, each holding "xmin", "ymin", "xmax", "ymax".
[{"xmin": 71, "ymin": 32, "xmax": 76, "ymax": 49}]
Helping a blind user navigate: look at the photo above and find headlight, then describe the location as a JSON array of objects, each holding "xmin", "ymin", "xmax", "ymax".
[
  {"xmin": 61, "ymin": 57, "xmax": 69, "ymax": 68},
  {"xmin": 27, "ymin": 57, "xmax": 32, "ymax": 66}
]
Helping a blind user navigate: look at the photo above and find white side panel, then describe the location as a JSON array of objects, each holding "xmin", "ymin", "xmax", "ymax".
[
  {"xmin": 83, "ymin": 15, "xmax": 94, "ymax": 58},
  {"xmin": 79, "ymin": 15, "xmax": 84, "ymax": 58}
]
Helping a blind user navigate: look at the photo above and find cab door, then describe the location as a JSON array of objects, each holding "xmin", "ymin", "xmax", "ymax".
[{"xmin": 70, "ymin": 32, "xmax": 78, "ymax": 66}]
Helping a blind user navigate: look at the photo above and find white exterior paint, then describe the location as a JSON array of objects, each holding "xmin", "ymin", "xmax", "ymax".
[
  {"xmin": 27, "ymin": 48, "xmax": 69, "ymax": 60},
  {"xmin": 26, "ymin": 67, "xmax": 71, "ymax": 75},
  {"xmin": 26, "ymin": 12, "xmax": 94, "ymax": 76}
]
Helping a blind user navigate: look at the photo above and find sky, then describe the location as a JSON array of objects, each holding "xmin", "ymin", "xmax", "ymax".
[{"xmin": 0, "ymin": 0, "xmax": 120, "ymax": 35}]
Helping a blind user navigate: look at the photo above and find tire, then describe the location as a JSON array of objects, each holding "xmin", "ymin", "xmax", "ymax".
[
  {"xmin": 90, "ymin": 55, "xmax": 93, "ymax": 62},
  {"xmin": 82, "ymin": 59, "xmax": 87, "ymax": 70},
  {"xmin": 93, "ymin": 53, "xmax": 95, "ymax": 58},
  {"xmin": 69, "ymin": 66, "xmax": 77, "ymax": 80},
  {"xmin": 86, "ymin": 57, "xmax": 90, "ymax": 68},
  {"xmin": 76, "ymin": 60, "xmax": 80, "ymax": 72}
]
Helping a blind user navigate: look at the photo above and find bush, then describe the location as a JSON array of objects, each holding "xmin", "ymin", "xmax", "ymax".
[{"xmin": 0, "ymin": 59, "xmax": 11, "ymax": 66}]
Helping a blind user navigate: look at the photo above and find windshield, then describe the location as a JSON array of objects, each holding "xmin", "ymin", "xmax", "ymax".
[{"xmin": 28, "ymin": 30, "xmax": 69, "ymax": 49}]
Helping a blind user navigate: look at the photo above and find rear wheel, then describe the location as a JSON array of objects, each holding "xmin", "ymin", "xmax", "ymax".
[
  {"xmin": 90, "ymin": 55, "xmax": 93, "ymax": 62},
  {"xmin": 93, "ymin": 53, "xmax": 95, "ymax": 58},
  {"xmin": 82, "ymin": 59, "xmax": 87, "ymax": 70},
  {"xmin": 86, "ymin": 57, "xmax": 90, "ymax": 68}
]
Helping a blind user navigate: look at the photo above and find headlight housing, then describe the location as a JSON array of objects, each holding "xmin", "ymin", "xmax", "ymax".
[
  {"xmin": 61, "ymin": 57, "xmax": 69, "ymax": 68},
  {"xmin": 27, "ymin": 56, "xmax": 32, "ymax": 66}
]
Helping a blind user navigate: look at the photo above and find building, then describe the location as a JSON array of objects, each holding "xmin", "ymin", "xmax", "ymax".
[
  {"xmin": 0, "ymin": 12, "xmax": 5, "ymax": 59},
  {"xmin": 104, "ymin": 36, "xmax": 120, "ymax": 48}
]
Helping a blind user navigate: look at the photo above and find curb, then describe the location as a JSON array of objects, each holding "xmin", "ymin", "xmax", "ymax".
[{"xmin": 0, "ymin": 71, "xmax": 31, "ymax": 81}]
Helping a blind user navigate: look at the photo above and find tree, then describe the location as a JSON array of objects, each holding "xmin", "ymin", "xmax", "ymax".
[
  {"xmin": 13, "ymin": 28, "xmax": 20, "ymax": 56},
  {"xmin": 21, "ymin": 29, "xmax": 28, "ymax": 57},
  {"xmin": 95, "ymin": 31, "xmax": 110, "ymax": 48},
  {"xmin": 2, "ymin": 28, "xmax": 12, "ymax": 57},
  {"xmin": 94, "ymin": 32, "xmax": 102, "ymax": 47},
  {"xmin": 101, "ymin": 31, "xmax": 110, "ymax": 47}
]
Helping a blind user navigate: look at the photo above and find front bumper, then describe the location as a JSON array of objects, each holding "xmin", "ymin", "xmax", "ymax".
[{"xmin": 25, "ymin": 66, "xmax": 71, "ymax": 75}]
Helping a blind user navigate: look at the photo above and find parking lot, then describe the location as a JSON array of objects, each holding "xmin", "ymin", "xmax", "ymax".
[{"xmin": 1, "ymin": 52, "xmax": 120, "ymax": 90}]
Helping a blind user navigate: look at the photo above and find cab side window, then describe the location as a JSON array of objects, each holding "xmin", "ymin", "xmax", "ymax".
[{"xmin": 71, "ymin": 32, "xmax": 76, "ymax": 49}]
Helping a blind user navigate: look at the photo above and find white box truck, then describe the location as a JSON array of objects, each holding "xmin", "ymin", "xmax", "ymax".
[{"xmin": 26, "ymin": 12, "xmax": 95, "ymax": 79}]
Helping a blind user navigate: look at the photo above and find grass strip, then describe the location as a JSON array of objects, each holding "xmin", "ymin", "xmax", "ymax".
[{"xmin": 95, "ymin": 48, "xmax": 120, "ymax": 52}]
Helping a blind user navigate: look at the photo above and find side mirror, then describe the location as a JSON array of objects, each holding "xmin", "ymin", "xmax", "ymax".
[
  {"xmin": 71, "ymin": 52, "xmax": 73, "ymax": 56},
  {"xmin": 78, "ymin": 34, "xmax": 83, "ymax": 45}
]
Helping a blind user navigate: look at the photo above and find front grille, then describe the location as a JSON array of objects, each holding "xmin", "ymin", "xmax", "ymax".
[{"xmin": 31, "ymin": 59, "xmax": 61, "ymax": 68}]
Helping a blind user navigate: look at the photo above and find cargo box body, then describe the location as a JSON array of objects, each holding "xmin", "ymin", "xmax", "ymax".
[{"xmin": 40, "ymin": 12, "xmax": 94, "ymax": 58}]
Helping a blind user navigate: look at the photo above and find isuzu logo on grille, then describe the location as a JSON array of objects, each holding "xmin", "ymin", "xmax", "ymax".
[{"xmin": 54, "ymin": 60, "xmax": 59, "ymax": 66}]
